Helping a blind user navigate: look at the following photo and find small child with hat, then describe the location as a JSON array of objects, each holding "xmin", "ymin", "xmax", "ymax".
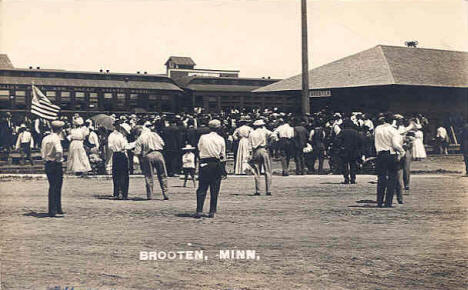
[
  {"xmin": 16, "ymin": 124, "xmax": 34, "ymax": 165},
  {"xmin": 181, "ymin": 144, "xmax": 196, "ymax": 187}
]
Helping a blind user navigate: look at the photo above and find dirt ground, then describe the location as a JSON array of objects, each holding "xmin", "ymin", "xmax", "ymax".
[{"xmin": 1, "ymin": 161, "xmax": 467, "ymax": 289}]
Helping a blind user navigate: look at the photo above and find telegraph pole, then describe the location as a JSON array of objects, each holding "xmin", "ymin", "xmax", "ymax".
[{"xmin": 301, "ymin": 0, "xmax": 310, "ymax": 115}]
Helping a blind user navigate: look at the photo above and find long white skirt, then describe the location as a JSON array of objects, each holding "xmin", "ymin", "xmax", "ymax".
[
  {"xmin": 67, "ymin": 140, "xmax": 92, "ymax": 173},
  {"xmin": 235, "ymin": 137, "xmax": 251, "ymax": 174},
  {"xmin": 412, "ymin": 138, "xmax": 427, "ymax": 159}
]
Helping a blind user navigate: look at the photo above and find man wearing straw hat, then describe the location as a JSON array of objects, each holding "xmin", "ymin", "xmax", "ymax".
[
  {"xmin": 134, "ymin": 125, "xmax": 169, "ymax": 200},
  {"xmin": 248, "ymin": 119, "xmax": 277, "ymax": 196},
  {"xmin": 41, "ymin": 120, "xmax": 65, "ymax": 217},
  {"xmin": 108, "ymin": 121, "xmax": 132, "ymax": 200}
]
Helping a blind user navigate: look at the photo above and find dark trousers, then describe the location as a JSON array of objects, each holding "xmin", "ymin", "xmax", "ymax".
[
  {"xmin": 376, "ymin": 151, "xmax": 399, "ymax": 207},
  {"xmin": 127, "ymin": 150, "xmax": 134, "ymax": 174},
  {"xmin": 20, "ymin": 142, "xmax": 33, "ymax": 165},
  {"xmin": 310, "ymin": 148, "xmax": 325, "ymax": 174},
  {"xmin": 112, "ymin": 152, "xmax": 129, "ymax": 198},
  {"xmin": 183, "ymin": 168, "xmax": 196, "ymax": 187},
  {"xmin": 402, "ymin": 151, "xmax": 411, "ymax": 188},
  {"xmin": 341, "ymin": 156, "xmax": 358, "ymax": 183},
  {"xmin": 164, "ymin": 150, "xmax": 180, "ymax": 176},
  {"xmin": 196, "ymin": 159, "xmax": 222, "ymax": 214},
  {"xmin": 464, "ymin": 154, "xmax": 468, "ymax": 175},
  {"xmin": 32, "ymin": 132, "xmax": 42, "ymax": 149},
  {"xmin": 278, "ymin": 138, "xmax": 294, "ymax": 175},
  {"xmin": 294, "ymin": 150, "xmax": 305, "ymax": 175},
  {"xmin": 45, "ymin": 161, "xmax": 63, "ymax": 216}
]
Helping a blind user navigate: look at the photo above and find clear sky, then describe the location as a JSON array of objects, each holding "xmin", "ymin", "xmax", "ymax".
[{"xmin": 1, "ymin": 0, "xmax": 467, "ymax": 79}]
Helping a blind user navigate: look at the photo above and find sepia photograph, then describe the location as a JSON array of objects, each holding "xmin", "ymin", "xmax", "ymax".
[{"xmin": 0, "ymin": 0, "xmax": 467, "ymax": 289}]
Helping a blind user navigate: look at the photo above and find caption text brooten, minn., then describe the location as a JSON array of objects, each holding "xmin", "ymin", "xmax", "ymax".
[{"xmin": 139, "ymin": 250, "xmax": 260, "ymax": 261}]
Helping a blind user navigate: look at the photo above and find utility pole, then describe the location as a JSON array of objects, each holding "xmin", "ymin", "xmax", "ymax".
[{"xmin": 301, "ymin": 0, "xmax": 310, "ymax": 115}]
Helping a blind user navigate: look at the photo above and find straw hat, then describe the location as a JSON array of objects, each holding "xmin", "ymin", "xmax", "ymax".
[
  {"xmin": 182, "ymin": 144, "xmax": 195, "ymax": 151},
  {"xmin": 51, "ymin": 120, "xmax": 65, "ymax": 128},
  {"xmin": 253, "ymin": 119, "xmax": 265, "ymax": 126},
  {"xmin": 120, "ymin": 123, "xmax": 131, "ymax": 135},
  {"xmin": 208, "ymin": 119, "xmax": 221, "ymax": 128}
]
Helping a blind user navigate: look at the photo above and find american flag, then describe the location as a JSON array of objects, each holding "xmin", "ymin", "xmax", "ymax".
[{"xmin": 31, "ymin": 84, "xmax": 60, "ymax": 120}]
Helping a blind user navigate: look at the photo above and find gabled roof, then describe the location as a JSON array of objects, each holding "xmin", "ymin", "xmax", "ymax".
[
  {"xmin": 165, "ymin": 56, "xmax": 196, "ymax": 66},
  {"xmin": 255, "ymin": 45, "xmax": 468, "ymax": 92},
  {"xmin": 0, "ymin": 54, "xmax": 14, "ymax": 69}
]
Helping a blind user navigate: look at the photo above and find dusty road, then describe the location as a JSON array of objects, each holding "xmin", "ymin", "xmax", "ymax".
[{"xmin": 1, "ymin": 172, "xmax": 467, "ymax": 289}]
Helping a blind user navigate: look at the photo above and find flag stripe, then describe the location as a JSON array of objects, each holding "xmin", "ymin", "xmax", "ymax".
[
  {"xmin": 38, "ymin": 99, "xmax": 60, "ymax": 112},
  {"xmin": 31, "ymin": 108, "xmax": 57, "ymax": 120},
  {"xmin": 31, "ymin": 103, "xmax": 58, "ymax": 117},
  {"xmin": 30, "ymin": 85, "xmax": 60, "ymax": 120},
  {"xmin": 32, "ymin": 102, "xmax": 59, "ymax": 116},
  {"xmin": 34, "ymin": 101, "xmax": 60, "ymax": 114}
]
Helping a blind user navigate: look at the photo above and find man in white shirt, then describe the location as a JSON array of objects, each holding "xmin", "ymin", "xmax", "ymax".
[
  {"xmin": 274, "ymin": 119, "xmax": 294, "ymax": 176},
  {"xmin": 374, "ymin": 115, "xmax": 405, "ymax": 208},
  {"xmin": 16, "ymin": 124, "xmax": 34, "ymax": 165},
  {"xmin": 195, "ymin": 119, "xmax": 226, "ymax": 218},
  {"xmin": 436, "ymin": 126, "xmax": 449, "ymax": 155},
  {"xmin": 248, "ymin": 119, "xmax": 277, "ymax": 195},
  {"xmin": 108, "ymin": 122, "xmax": 131, "ymax": 200},
  {"xmin": 134, "ymin": 125, "xmax": 169, "ymax": 200},
  {"xmin": 41, "ymin": 120, "xmax": 65, "ymax": 217}
]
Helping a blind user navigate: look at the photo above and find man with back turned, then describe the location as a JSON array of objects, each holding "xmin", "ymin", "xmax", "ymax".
[
  {"xmin": 194, "ymin": 119, "xmax": 227, "ymax": 218},
  {"xmin": 41, "ymin": 120, "xmax": 65, "ymax": 217},
  {"xmin": 374, "ymin": 115, "xmax": 405, "ymax": 208}
]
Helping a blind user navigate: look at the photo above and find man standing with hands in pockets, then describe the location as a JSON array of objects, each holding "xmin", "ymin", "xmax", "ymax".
[{"xmin": 195, "ymin": 119, "xmax": 227, "ymax": 219}]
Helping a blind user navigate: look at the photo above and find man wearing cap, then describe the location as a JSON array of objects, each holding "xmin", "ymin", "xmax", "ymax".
[
  {"xmin": 134, "ymin": 125, "xmax": 169, "ymax": 200},
  {"xmin": 248, "ymin": 119, "xmax": 277, "ymax": 195},
  {"xmin": 41, "ymin": 120, "xmax": 65, "ymax": 217},
  {"xmin": 374, "ymin": 115, "xmax": 406, "ymax": 207},
  {"xmin": 195, "ymin": 119, "xmax": 227, "ymax": 218},
  {"xmin": 108, "ymin": 122, "xmax": 132, "ymax": 200}
]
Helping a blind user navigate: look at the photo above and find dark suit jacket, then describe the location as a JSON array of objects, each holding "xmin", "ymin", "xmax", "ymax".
[
  {"xmin": 161, "ymin": 125, "xmax": 184, "ymax": 151},
  {"xmin": 335, "ymin": 128, "xmax": 364, "ymax": 160},
  {"xmin": 294, "ymin": 126, "xmax": 309, "ymax": 150}
]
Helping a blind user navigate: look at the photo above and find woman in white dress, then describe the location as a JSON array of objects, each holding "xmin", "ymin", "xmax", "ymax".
[
  {"xmin": 67, "ymin": 117, "xmax": 92, "ymax": 174},
  {"xmin": 412, "ymin": 130, "xmax": 427, "ymax": 160},
  {"xmin": 233, "ymin": 118, "xmax": 253, "ymax": 174}
]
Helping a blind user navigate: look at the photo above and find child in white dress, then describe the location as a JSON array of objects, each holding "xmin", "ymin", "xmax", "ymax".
[{"xmin": 182, "ymin": 145, "xmax": 196, "ymax": 187}]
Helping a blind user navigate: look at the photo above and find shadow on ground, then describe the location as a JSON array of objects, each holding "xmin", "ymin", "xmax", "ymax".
[{"xmin": 23, "ymin": 211, "xmax": 63, "ymax": 218}]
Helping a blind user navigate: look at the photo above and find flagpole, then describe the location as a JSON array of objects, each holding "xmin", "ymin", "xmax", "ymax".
[{"xmin": 301, "ymin": 0, "xmax": 310, "ymax": 115}]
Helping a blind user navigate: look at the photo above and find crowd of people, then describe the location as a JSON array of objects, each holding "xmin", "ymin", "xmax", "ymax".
[{"xmin": 1, "ymin": 108, "xmax": 467, "ymax": 217}]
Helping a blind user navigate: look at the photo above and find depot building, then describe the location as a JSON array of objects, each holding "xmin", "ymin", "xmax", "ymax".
[
  {"xmin": 0, "ymin": 55, "xmax": 280, "ymax": 114},
  {"xmin": 254, "ymin": 45, "xmax": 468, "ymax": 122}
]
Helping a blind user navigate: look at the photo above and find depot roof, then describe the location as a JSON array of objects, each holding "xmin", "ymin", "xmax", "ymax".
[{"xmin": 255, "ymin": 45, "xmax": 468, "ymax": 92}]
